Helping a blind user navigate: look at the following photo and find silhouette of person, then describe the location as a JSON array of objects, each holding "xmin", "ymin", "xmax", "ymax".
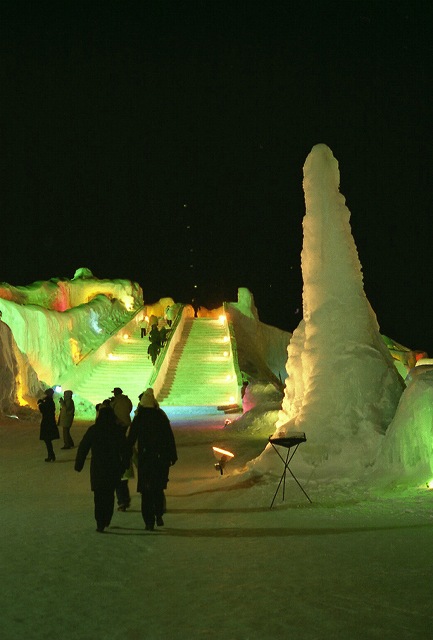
[
  {"xmin": 148, "ymin": 325, "xmax": 161, "ymax": 365},
  {"xmin": 127, "ymin": 388, "xmax": 177, "ymax": 531},
  {"xmin": 74, "ymin": 404, "xmax": 130, "ymax": 533},
  {"xmin": 59, "ymin": 390, "xmax": 75, "ymax": 449},
  {"xmin": 140, "ymin": 315, "xmax": 149, "ymax": 338},
  {"xmin": 38, "ymin": 388, "xmax": 59, "ymax": 462},
  {"xmin": 148, "ymin": 324, "xmax": 161, "ymax": 346},
  {"xmin": 159, "ymin": 325, "xmax": 170, "ymax": 348},
  {"xmin": 110, "ymin": 387, "xmax": 133, "ymax": 510}
]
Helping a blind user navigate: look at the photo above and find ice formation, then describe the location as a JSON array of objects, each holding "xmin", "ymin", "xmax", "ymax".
[
  {"xmin": 374, "ymin": 362, "xmax": 433, "ymax": 485},
  {"xmin": 0, "ymin": 320, "xmax": 19, "ymax": 413},
  {"xmin": 227, "ymin": 287, "xmax": 291, "ymax": 385},
  {"xmin": 270, "ymin": 144, "xmax": 405, "ymax": 479},
  {"xmin": 0, "ymin": 271, "xmax": 144, "ymax": 407}
]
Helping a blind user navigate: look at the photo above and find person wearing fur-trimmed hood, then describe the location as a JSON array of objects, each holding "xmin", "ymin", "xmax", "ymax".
[{"xmin": 127, "ymin": 388, "xmax": 177, "ymax": 531}]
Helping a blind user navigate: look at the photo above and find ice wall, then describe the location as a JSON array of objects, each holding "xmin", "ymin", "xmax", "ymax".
[
  {"xmin": 0, "ymin": 268, "xmax": 143, "ymax": 311},
  {"xmin": 0, "ymin": 294, "xmax": 137, "ymax": 389},
  {"xmin": 375, "ymin": 368, "xmax": 433, "ymax": 485},
  {"xmin": 0, "ymin": 320, "xmax": 18, "ymax": 413},
  {"xmin": 0, "ymin": 318, "xmax": 45, "ymax": 412},
  {"xmin": 228, "ymin": 288, "xmax": 291, "ymax": 385},
  {"xmin": 272, "ymin": 144, "xmax": 405, "ymax": 479},
  {"xmin": 0, "ymin": 269, "xmax": 145, "ymax": 404}
]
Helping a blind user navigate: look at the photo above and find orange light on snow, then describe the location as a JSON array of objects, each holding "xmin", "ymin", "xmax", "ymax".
[
  {"xmin": 212, "ymin": 446, "xmax": 235, "ymax": 475},
  {"xmin": 212, "ymin": 446, "xmax": 234, "ymax": 459}
]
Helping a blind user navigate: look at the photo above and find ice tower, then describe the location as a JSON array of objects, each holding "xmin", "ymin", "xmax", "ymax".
[{"xmin": 275, "ymin": 144, "xmax": 404, "ymax": 477}]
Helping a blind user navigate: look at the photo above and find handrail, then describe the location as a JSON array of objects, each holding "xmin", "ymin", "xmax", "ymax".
[{"xmin": 224, "ymin": 301, "xmax": 243, "ymax": 388}]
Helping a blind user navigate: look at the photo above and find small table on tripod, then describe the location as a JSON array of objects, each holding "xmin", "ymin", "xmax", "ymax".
[{"xmin": 269, "ymin": 433, "xmax": 312, "ymax": 508}]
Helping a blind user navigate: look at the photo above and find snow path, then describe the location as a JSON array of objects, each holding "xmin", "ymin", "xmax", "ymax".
[{"xmin": 1, "ymin": 416, "xmax": 433, "ymax": 640}]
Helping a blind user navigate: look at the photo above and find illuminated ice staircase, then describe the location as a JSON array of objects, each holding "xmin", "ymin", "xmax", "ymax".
[
  {"xmin": 155, "ymin": 317, "xmax": 240, "ymax": 407},
  {"xmin": 71, "ymin": 326, "xmax": 154, "ymax": 408}
]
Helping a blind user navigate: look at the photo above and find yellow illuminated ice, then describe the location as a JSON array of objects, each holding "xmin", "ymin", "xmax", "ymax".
[
  {"xmin": 122, "ymin": 295, "xmax": 134, "ymax": 311},
  {"xmin": 69, "ymin": 338, "xmax": 81, "ymax": 364}
]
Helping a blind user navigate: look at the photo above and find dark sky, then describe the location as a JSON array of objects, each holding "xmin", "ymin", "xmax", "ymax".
[{"xmin": 1, "ymin": 1, "xmax": 433, "ymax": 353}]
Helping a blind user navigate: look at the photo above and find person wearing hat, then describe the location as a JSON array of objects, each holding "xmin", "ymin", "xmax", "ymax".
[
  {"xmin": 110, "ymin": 387, "xmax": 133, "ymax": 510},
  {"xmin": 37, "ymin": 388, "xmax": 60, "ymax": 462},
  {"xmin": 110, "ymin": 388, "xmax": 133, "ymax": 430},
  {"xmin": 127, "ymin": 388, "xmax": 177, "ymax": 531},
  {"xmin": 59, "ymin": 390, "xmax": 75, "ymax": 449}
]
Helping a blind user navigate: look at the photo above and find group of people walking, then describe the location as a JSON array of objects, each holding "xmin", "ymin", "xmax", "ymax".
[
  {"xmin": 38, "ymin": 384, "xmax": 177, "ymax": 533},
  {"xmin": 77, "ymin": 387, "xmax": 177, "ymax": 532},
  {"xmin": 140, "ymin": 311, "xmax": 173, "ymax": 365},
  {"xmin": 146, "ymin": 322, "xmax": 171, "ymax": 365}
]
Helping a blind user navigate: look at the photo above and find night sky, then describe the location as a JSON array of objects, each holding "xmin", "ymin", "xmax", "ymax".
[{"xmin": 1, "ymin": 1, "xmax": 433, "ymax": 353}]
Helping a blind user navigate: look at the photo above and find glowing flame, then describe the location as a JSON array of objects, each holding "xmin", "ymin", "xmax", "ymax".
[
  {"xmin": 218, "ymin": 315, "xmax": 226, "ymax": 325},
  {"xmin": 123, "ymin": 333, "xmax": 129, "ymax": 340}
]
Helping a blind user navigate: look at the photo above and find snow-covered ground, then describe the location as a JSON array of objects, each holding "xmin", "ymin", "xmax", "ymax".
[{"xmin": 2, "ymin": 410, "xmax": 433, "ymax": 640}]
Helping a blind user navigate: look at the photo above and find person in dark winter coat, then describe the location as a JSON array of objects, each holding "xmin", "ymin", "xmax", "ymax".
[
  {"xmin": 74, "ymin": 404, "xmax": 131, "ymax": 533},
  {"xmin": 127, "ymin": 388, "xmax": 177, "ymax": 531},
  {"xmin": 110, "ymin": 387, "xmax": 133, "ymax": 511},
  {"xmin": 159, "ymin": 325, "xmax": 170, "ymax": 348},
  {"xmin": 147, "ymin": 341, "xmax": 160, "ymax": 365},
  {"xmin": 148, "ymin": 324, "xmax": 161, "ymax": 347},
  {"xmin": 59, "ymin": 389, "xmax": 75, "ymax": 449},
  {"xmin": 38, "ymin": 388, "xmax": 59, "ymax": 462},
  {"xmin": 147, "ymin": 325, "xmax": 161, "ymax": 365}
]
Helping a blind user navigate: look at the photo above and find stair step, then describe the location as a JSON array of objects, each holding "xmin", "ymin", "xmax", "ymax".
[{"xmin": 71, "ymin": 318, "xmax": 239, "ymax": 410}]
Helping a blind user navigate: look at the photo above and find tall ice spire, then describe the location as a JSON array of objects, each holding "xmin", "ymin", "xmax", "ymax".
[{"xmin": 275, "ymin": 144, "xmax": 404, "ymax": 477}]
